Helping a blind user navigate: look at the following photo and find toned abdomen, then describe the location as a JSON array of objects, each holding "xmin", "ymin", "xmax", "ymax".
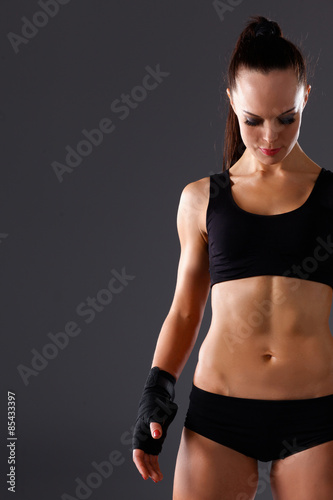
[{"xmin": 193, "ymin": 275, "xmax": 333, "ymax": 399}]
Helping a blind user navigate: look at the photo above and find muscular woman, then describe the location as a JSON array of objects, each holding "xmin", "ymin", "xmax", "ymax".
[{"xmin": 132, "ymin": 15, "xmax": 333, "ymax": 499}]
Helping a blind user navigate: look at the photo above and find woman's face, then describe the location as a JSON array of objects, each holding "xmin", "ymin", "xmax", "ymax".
[{"xmin": 227, "ymin": 68, "xmax": 311, "ymax": 163}]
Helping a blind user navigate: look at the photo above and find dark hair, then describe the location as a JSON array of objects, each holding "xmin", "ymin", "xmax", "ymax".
[{"xmin": 221, "ymin": 15, "xmax": 309, "ymax": 172}]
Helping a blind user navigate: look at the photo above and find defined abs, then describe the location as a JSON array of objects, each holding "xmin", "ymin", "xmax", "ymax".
[{"xmin": 193, "ymin": 326, "xmax": 333, "ymax": 399}]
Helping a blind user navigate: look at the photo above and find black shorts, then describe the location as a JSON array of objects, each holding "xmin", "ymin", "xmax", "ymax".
[{"xmin": 184, "ymin": 384, "xmax": 333, "ymax": 462}]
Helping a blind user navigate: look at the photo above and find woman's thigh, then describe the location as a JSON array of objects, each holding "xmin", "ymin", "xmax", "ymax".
[
  {"xmin": 270, "ymin": 440, "xmax": 333, "ymax": 500},
  {"xmin": 172, "ymin": 427, "xmax": 259, "ymax": 500}
]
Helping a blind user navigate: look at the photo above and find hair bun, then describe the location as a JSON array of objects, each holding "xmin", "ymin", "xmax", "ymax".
[{"xmin": 254, "ymin": 19, "xmax": 281, "ymax": 38}]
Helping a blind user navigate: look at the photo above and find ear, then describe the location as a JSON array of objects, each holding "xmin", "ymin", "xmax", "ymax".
[
  {"xmin": 302, "ymin": 84, "xmax": 311, "ymax": 109},
  {"xmin": 226, "ymin": 88, "xmax": 236, "ymax": 114}
]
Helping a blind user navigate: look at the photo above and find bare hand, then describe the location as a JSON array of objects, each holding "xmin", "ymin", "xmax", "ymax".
[{"xmin": 132, "ymin": 422, "xmax": 163, "ymax": 482}]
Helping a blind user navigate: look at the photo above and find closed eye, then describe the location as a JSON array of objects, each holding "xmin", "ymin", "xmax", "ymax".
[{"xmin": 244, "ymin": 116, "xmax": 296, "ymax": 127}]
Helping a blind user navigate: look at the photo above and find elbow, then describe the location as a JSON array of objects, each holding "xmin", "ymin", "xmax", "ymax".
[{"xmin": 169, "ymin": 308, "xmax": 202, "ymax": 327}]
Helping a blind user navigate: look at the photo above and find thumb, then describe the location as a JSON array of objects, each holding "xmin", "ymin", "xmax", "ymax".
[{"xmin": 150, "ymin": 422, "xmax": 163, "ymax": 439}]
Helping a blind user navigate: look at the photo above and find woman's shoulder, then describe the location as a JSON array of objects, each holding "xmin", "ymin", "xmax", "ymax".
[
  {"xmin": 305, "ymin": 158, "xmax": 331, "ymax": 176},
  {"xmin": 177, "ymin": 175, "xmax": 211, "ymax": 221},
  {"xmin": 180, "ymin": 175, "xmax": 210, "ymax": 201},
  {"xmin": 183, "ymin": 174, "xmax": 211, "ymax": 190}
]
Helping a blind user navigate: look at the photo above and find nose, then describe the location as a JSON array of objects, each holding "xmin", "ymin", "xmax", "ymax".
[{"xmin": 262, "ymin": 122, "xmax": 279, "ymax": 146}]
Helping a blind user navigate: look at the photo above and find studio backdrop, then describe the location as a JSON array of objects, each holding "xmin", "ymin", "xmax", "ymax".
[{"xmin": 1, "ymin": 1, "xmax": 332, "ymax": 499}]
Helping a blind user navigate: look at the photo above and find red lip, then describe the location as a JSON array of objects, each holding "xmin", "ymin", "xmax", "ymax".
[{"xmin": 260, "ymin": 148, "xmax": 281, "ymax": 156}]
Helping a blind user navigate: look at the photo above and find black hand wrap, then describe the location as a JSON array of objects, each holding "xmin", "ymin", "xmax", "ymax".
[{"xmin": 132, "ymin": 366, "xmax": 178, "ymax": 455}]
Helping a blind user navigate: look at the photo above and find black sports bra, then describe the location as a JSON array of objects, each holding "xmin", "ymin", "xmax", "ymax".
[{"xmin": 206, "ymin": 167, "xmax": 333, "ymax": 290}]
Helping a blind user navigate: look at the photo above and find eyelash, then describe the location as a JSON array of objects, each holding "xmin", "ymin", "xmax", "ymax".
[{"xmin": 244, "ymin": 117, "xmax": 296, "ymax": 127}]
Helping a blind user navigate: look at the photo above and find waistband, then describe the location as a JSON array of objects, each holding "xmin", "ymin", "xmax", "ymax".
[{"xmin": 189, "ymin": 383, "xmax": 333, "ymax": 410}]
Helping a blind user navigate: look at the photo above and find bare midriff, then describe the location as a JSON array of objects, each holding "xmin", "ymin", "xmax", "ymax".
[{"xmin": 193, "ymin": 275, "xmax": 333, "ymax": 400}]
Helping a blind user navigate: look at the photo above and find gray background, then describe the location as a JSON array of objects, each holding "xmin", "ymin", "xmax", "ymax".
[{"xmin": 1, "ymin": 1, "xmax": 333, "ymax": 499}]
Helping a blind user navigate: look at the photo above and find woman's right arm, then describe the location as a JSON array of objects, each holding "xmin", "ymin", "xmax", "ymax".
[
  {"xmin": 150, "ymin": 177, "xmax": 211, "ymax": 379},
  {"xmin": 132, "ymin": 177, "xmax": 211, "ymax": 482}
]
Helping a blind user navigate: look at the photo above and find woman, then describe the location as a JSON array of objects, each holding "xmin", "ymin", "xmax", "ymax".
[{"xmin": 132, "ymin": 15, "xmax": 333, "ymax": 499}]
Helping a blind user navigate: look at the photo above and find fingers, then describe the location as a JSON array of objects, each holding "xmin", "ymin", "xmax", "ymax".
[
  {"xmin": 150, "ymin": 421, "xmax": 163, "ymax": 439},
  {"xmin": 149, "ymin": 454, "xmax": 163, "ymax": 482},
  {"xmin": 132, "ymin": 448, "xmax": 163, "ymax": 483},
  {"xmin": 132, "ymin": 422, "xmax": 164, "ymax": 482},
  {"xmin": 132, "ymin": 449, "xmax": 149, "ymax": 480}
]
